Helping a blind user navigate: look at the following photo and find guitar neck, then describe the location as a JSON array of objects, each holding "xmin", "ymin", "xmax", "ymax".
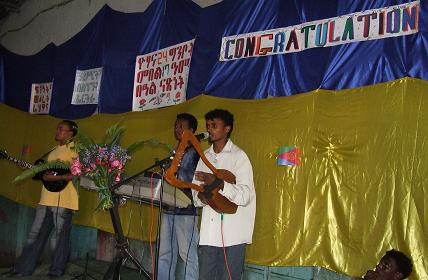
[{"xmin": 4, "ymin": 155, "xmax": 33, "ymax": 169}]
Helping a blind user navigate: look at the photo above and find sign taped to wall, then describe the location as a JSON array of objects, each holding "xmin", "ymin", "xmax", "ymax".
[{"xmin": 132, "ymin": 39, "xmax": 195, "ymax": 111}]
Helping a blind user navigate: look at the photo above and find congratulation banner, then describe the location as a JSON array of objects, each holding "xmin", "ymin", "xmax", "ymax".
[
  {"xmin": 29, "ymin": 82, "xmax": 52, "ymax": 114},
  {"xmin": 132, "ymin": 39, "xmax": 195, "ymax": 111},
  {"xmin": 71, "ymin": 67, "xmax": 103, "ymax": 105},
  {"xmin": 220, "ymin": 1, "xmax": 419, "ymax": 61}
]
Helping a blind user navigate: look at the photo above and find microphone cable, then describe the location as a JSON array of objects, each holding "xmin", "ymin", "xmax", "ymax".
[
  {"xmin": 149, "ymin": 172, "xmax": 157, "ymax": 280},
  {"xmin": 183, "ymin": 211, "xmax": 197, "ymax": 280},
  {"xmin": 166, "ymin": 189, "xmax": 176, "ymax": 280},
  {"xmin": 54, "ymin": 192, "xmax": 61, "ymax": 258}
]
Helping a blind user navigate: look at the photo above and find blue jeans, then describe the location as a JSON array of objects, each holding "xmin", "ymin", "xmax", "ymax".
[
  {"xmin": 157, "ymin": 213, "xmax": 199, "ymax": 280},
  {"xmin": 14, "ymin": 205, "xmax": 73, "ymax": 276},
  {"xmin": 199, "ymin": 244, "xmax": 246, "ymax": 280}
]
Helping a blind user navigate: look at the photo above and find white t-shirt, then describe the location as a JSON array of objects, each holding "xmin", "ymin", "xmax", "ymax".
[{"xmin": 192, "ymin": 139, "xmax": 256, "ymax": 247}]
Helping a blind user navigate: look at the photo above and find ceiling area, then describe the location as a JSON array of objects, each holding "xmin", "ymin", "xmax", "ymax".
[
  {"xmin": 0, "ymin": 0, "xmax": 223, "ymax": 30},
  {"xmin": 0, "ymin": 0, "xmax": 26, "ymax": 24}
]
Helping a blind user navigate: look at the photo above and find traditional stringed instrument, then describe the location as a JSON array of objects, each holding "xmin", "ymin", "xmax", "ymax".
[
  {"xmin": 165, "ymin": 129, "xmax": 238, "ymax": 214},
  {"xmin": 0, "ymin": 149, "xmax": 69, "ymax": 192}
]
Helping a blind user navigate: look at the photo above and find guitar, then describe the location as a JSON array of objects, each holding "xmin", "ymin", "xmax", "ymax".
[
  {"xmin": 165, "ymin": 130, "xmax": 238, "ymax": 214},
  {"xmin": 0, "ymin": 149, "xmax": 69, "ymax": 192}
]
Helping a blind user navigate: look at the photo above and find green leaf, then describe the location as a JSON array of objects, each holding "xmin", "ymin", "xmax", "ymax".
[
  {"xmin": 73, "ymin": 131, "xmax": 95, "ymax": 152},
  {"xmin": 72, "ymin": 176, "xmax": 80, "ymax": 195},
  {"xmin": 13, "ymin": 160, "xmax": 70, "ymax": 183},
  {"xmin": 104, "ymin": 121, "xmax": 125, "ymax": 147},
  {"xmin": 127, "ymin": 139, "xmax": 173, "ymax": 155},
  {"xmin": 95, "ymin": 197, "xmax": 108, "ymax": 211}
]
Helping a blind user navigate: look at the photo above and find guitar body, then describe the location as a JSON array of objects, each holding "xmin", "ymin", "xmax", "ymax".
[
  {"xmin": 40, "ymin": 176, "xmax": 68, "ymax": 192},
  {"xmin": 32, "ymin": 159, "xmax": 69, "ymax": 192},
  {"xmin": 198, "ymin": 169, "xmax": 238, "ymax": 214},
  {"xmin": 0, "ymin": 150, "xmax": 69, "ymax": 193},
  {"xmin": 199, "ymin": 188, "xmax": 238, "ymax": 214}
]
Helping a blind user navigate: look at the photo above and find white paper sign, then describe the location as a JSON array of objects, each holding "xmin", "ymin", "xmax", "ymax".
[
  {"xmin": 71, "ymin": 67, "xmax": 102, "ymax": 105},
  {"xmin": 132, "ymin": 39, "xmax": 195, "ymax": 111},
  {"xmin": 29, "ymin": 82, "xmax": 52, "ymax": 114}
]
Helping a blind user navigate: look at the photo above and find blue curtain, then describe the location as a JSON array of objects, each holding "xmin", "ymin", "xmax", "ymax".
[
  {"xmin": 0, "ymin": 0, "xmax": 426, "ymax": 118},
  {"xmin": 188, "ymin": 0, "xmax": 427, "ymax": 99}
]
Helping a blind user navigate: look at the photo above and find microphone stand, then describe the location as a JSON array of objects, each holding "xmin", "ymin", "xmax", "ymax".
[
  {"xmin": 102, "ymin": 154, "xmax": 173, "ymax": 280},
  {"xmin": 103, "ymin": 197, "xmax": 151, "ymax": 280},
  {"xmin": 71, "ymin": 252, "xmax": 97, "ymax": 280}
]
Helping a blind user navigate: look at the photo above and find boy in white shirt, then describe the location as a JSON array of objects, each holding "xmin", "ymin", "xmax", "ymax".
[{"xmin": 192, "ymin": 109, "xmax": 256, "ymax": 280}]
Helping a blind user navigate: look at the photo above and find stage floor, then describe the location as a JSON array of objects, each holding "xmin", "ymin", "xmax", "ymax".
[{"xmin": 0, "ymin": 258, "xmax": 150, "ymax": 280}]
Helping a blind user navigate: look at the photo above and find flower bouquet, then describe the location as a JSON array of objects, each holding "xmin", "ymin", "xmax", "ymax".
[{"xmin": 70, "ymin": 122, "xmax": 172, "ymax": 210}]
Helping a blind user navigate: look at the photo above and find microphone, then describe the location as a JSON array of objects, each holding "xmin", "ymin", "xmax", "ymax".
[{"xmin": 195, "ymin": 132, "xmax": 209, "ymax": 141}]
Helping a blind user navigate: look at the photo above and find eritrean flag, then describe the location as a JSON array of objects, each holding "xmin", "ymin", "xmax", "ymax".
[{"xmin": 277, "ymin": 146, "xmax": 300, "ymax": 166}]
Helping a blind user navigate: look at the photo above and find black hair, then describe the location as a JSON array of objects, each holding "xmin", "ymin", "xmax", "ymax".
[
  {"xmin": 204, "ymin": 109, "xmax": 234, "ymax": 138},
  {"xmin": 61, "ymin": 120, "xmax": 78, "ymax": 137},
  {"xmin": 176, "ymin": 113, "xmax": 198, "ymax": 132},
  {"xmin": 385, "ymin": 249, "xmax": 412, "ymax": 279}
]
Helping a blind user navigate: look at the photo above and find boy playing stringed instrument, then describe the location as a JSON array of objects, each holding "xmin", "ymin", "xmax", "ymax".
[
  {"xmin": 192, "ymin": 109, "xmax": 256, "ymax": 280},
  {"xmin": 3, "ymin": 120, "xmax": 78, "ymax": 278}
]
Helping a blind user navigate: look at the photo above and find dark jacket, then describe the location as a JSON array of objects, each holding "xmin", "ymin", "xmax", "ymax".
[{"xmin": 163, "ymin": 146, "xmax": 199, "ymax": 215}]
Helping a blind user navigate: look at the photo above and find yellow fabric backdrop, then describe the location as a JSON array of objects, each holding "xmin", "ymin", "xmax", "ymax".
[{"xmin": 0, "ymin": 77, "xmax": 426, "ymax": 279}]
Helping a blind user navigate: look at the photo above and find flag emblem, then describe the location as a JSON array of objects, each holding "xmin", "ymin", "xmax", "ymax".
[{"xmin": 277, "ymin": 146, "xmax": 300, "ymax": 166}]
